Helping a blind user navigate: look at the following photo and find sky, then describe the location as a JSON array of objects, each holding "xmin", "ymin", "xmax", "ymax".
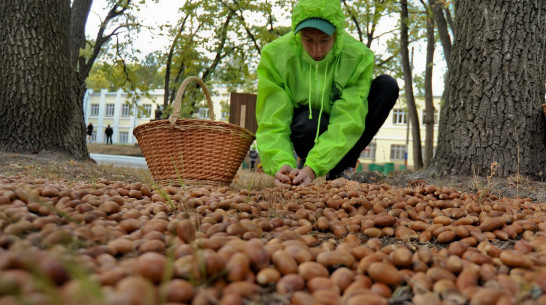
[
  {"xmin": 86, "ymin": 0, "xmax": 181, "ymax": 55},
  {"xmin": 86, "ymin": 0, "xmax": 446, "ymax": 96}
]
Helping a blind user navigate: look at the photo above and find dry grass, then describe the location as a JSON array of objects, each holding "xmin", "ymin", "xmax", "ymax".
[
  {"xmin": 0, "ymin": 151, "xmax": 144, "ymax": 184},
  {"xmin": 2, "ymin": 149, "xmax": 545, "ymax": 202},
  {"xmin": 87, "ymin": 144, "xmax": 275, "ymax": 190},
  {"xmin": 87, "ymin": 143, "xmax": 143, "ymax": 157},
  {"xmin": 231, "ymin": 169, "xmax": 275, "ymax": 190}
]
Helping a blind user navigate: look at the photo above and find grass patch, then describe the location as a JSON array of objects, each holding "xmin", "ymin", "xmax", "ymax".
[{"xmin": 87, "ymin": 143, "xmax": 143, "ymax": 157}]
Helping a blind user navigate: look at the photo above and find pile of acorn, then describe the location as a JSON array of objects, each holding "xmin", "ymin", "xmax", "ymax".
[{"xmin": 0, "ymin": 176, "xmax": 545, "ymax": 305}]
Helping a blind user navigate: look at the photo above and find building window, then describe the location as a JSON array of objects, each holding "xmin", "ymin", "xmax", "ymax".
[
  {"xmin": 106, "ymin": 104, "xmax": 115, "ymax": 117},
  {"xmin": 141, "ymin": 104, "xmax": 151, "ymax": 118},
  {"xmin": 91, "ymin": 131, "xmax": 97, "ymax": 142},
  {"xmin": 390, "ymin": 144, "xmax": 406, "ymax": 160},
  {"xmin": 90, "ymin": 104, "xmax": 99, "ymax": 116},
  {"xmin": 422, "ymin": 109, "xmax": 439, "ymax": 125},
  {"xmin": 392, "ymin": 109, "xmax": 407, "ymax": 125},
  {"xmin": 121, "ymin": 104, "xmax": 131, "ymax": 117},
  {"xmin": 119, "ymin": 131, "xmax": 128, "ymax": 144},
  {"xmin": 360, "ymin": 142, "xmax": 376, "ymax": 159}
]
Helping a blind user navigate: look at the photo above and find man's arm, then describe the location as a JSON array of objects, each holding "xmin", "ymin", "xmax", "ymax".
[{"xmin": 255, "ymin": 48, "xmax": 298, "ymax": 176}]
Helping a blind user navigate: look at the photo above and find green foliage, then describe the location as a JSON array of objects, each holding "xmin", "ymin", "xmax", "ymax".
[
  {"xmin": 219, "ymin": 100, "xmax": 230, "ymax": 121},
  {"xmin": 155, "ymin": 0, "xmax": 299, "ymax": 117},
  {"xmin": 86, "ymin": 53, "xmax": 164, "ymax": 92},
  {"xmin": 84, "ymin": 0, "xmax": 445, "ymax": 118},
  {"xmin": 341, "ymin": 0, "xmax": 399, "ymax": 45},
  {"xmin": 413, "ymin": 72, "xmax": 426, "ymax": 96},
  {"xmin": 86, "ymin": 67, "xmax": 112, "ymax": 92}
]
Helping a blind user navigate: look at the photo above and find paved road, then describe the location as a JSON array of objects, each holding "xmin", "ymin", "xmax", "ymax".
[{"xmin": 90, "ymin": 153, "xmax": 148, "ymax": 169}]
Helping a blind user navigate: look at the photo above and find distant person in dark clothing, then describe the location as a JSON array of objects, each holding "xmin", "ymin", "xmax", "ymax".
[
  {"xmin": 154, "ymin": 106, "xmax": 163, "ymax": 120},
  {"xmin": 86, "ymin": 123, "xmax": 93, "ymax": 142},
  {"xmin": 249, "ymin": 147, "xmax": 259, "ymax": 172},
  {"xmin": 105, "ymin": 125, "xmax": 113, "ymax": 145}
]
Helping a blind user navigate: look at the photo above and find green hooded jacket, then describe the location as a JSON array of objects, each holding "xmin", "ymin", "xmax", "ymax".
[{"xmin": 255, "ymin": 0, "xmax": 374, "ymax": 177}]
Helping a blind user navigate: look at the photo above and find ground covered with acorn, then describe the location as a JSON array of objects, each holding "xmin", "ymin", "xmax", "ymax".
[{"xmin": 0, "ymin": 151, "xmax": 546, "ymax": 305}]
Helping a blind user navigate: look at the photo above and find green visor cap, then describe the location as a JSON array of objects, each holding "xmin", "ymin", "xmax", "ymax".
[{"xmin": 295, "ymin": 18, "xmax": 336, "ymax": 35}]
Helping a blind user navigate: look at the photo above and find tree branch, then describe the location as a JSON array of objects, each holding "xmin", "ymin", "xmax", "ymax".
[{"xmin": 220, "ymin": 0, "xmax": 261, "ymax": 54}]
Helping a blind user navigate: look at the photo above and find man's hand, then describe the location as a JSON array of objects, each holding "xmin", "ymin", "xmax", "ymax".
[
  {"xmin": 274, "ymin": 164, "xmax": 297, "ymax": 188},
  {"xmin": 292, "ymin": 166, "xmax": 316, "ymax": 186},
  {"xmin": 275, "ymin": 164, "xmax": 316, "ymax": 187}
]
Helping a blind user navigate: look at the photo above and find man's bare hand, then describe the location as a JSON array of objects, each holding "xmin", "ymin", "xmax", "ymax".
[
  {"xmin": 274, "ymin": 164, "xmax": 297, "ymax": 188},
  {"xmin": 292, "ymin": 166, "xmax": 316, "ymax": 186},
  {"xmin": 275, "ymin": 165, "xmax": 316, "ymax": 187}
]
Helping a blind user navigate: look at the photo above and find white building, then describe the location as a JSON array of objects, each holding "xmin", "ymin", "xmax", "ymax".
[
  {"xmin": 357, "ymin": 96, "xmax": 442, "ymax": 171},
  {"xmin": 83, "ymin": 88, "xmax": 227, "ymax": 145}
]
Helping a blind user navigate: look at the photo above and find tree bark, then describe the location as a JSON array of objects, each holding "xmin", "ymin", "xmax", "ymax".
[
  {"xmin": 0, "ymin": 0, "xmax": 88, "ymax": 159},
  {"xmin": 400, "ymin": 0, "xmax": 424, "ymax": 170},
  {"xmin": 432, "ymin": 0, "xmax": 546, "ymax": 179}
]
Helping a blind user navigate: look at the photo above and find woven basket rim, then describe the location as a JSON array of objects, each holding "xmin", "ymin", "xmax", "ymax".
[{"xmin": 133, "ymin": 118, "xmax": 255, "ymax": 137}]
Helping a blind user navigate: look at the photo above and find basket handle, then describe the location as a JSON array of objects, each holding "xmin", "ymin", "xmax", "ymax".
[{"xmin": 169, "ymin": 76, "xmax": 215, "ymax": 127}]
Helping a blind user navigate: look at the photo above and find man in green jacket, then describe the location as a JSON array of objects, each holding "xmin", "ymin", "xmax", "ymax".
[{"xmin": 256, "ymin": 0, "xmax": 399, "ymax": 187}]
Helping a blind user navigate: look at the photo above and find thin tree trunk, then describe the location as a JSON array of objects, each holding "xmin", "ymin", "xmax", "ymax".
[
  {"xmin": 429, "ymin": 0, "xmax": 452, "ymax": 104},
  {"xmin": 70, "ymin": 0, "xmax": 93, "ymax": 68},
  {"xmin": 201, "ymin": 12, "xmax": 234, "ymax": 81},
  {"xmin": 72, "ymin": 1, "xmax": 132, "ymax": 111},
  {"xmin": 429, "ymin": 0, "xmax": 451, "ymax": 69},
  {"xmin": 70, "ymin": 0, "xmax": 94, "ymax": 139},
  {"xmin": 164, "ymin": 16, "xmax": 188, "ymax": 108},
  {"xmin": 400, "ymin": 0, "xmax": 423, "ymax": 170},
  {"xmin": 422, "ymin": 1, "xmax": 435, "ymax": 169},
  {"xmin": 432, "ymin": 0, "xmax": 546, "ymax": 179},
  {"xmin": 0, "ymin": 0, "xmax": 88, "ymax": 159}
]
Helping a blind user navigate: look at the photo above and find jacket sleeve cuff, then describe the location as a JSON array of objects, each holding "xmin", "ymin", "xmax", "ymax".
[{"xmin": 304, "ymin": 160, "xmax": 326, "ymax": 177}]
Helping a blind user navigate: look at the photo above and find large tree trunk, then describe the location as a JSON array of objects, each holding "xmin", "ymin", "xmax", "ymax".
[
  {"xmin": 0, "ymin": 0, "xmax": 89, "ymax": 159},
  {"xmin": 400, "ymin": 0, "xmax": 423, "ymax": 170},
  {"xmin": 432, "ymin": 0, "xmax": 546, "ymax": 179}
]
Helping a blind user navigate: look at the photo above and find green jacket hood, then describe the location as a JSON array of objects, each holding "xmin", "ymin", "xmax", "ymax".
[{"xmin": 291, "ymin": 0, "xmax": 345, "ymax": 56}]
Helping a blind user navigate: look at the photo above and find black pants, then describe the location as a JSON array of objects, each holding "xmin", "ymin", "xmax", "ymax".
[
  {"xmin": 106, "ymin": 135, "xmax": 113, "ymax": 145},
  {"xmin": 290, "ymin": 74, "xmax": 399, "ymax": 177}
]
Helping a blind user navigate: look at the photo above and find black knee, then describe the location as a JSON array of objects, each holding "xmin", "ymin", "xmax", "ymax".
[
  {"xmin": 290, "ymin": 108, "xmax": 330, "ymax": 158},
  {"xmin": 291, "ymin": 109, "xmax": 329, "ymax": 136},
  {"xmin": 374, "ymin": 74, "xmax": 400, "ymax": 105}
]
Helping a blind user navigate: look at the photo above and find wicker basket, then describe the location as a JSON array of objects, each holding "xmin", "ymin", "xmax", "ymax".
[{"xmin": 133, "ymin": 76, "xmax": 255, "ymax": 186}]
